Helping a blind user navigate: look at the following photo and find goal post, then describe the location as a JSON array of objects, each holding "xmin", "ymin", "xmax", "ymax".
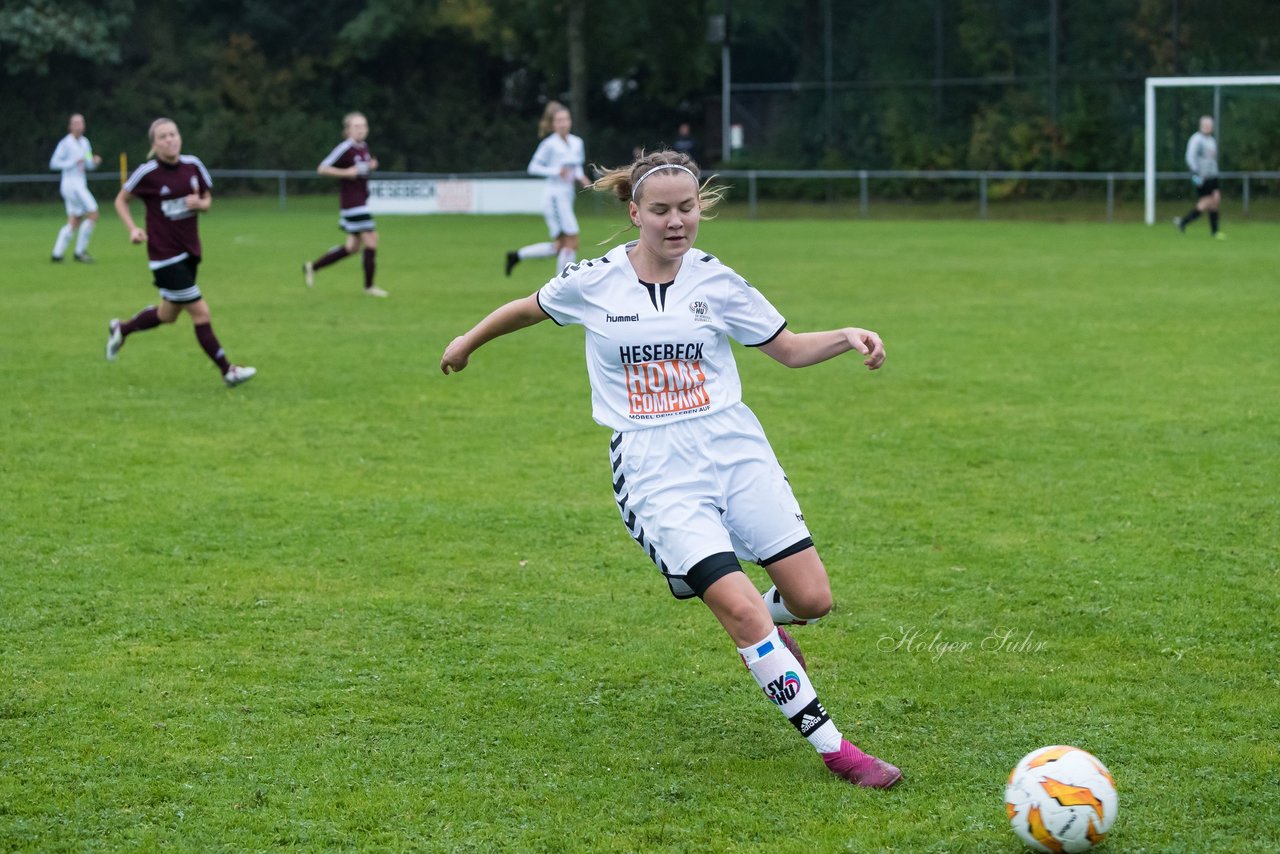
[{"xmin": 1145, "ymin": 75, "xmax": 1280, "ymax": 225}]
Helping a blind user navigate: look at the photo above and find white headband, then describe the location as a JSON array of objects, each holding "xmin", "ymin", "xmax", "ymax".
[{"xmin": 631, "ymin": 164, "xmax": 697, "ymax": 199}]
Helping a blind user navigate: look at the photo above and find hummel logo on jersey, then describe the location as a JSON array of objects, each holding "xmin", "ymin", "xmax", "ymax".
[
  {"xmin": 606, "ymin": 313, "xmax": 639, "ymax": 323},
  {"xmin": 160, "ymin": 185, "xmax": 171, "ymax": 196}
]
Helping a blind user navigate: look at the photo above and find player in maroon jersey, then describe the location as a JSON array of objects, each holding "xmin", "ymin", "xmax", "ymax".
[
  {"xmin": 302, "ymin": 112, "xmax": 388, "ymax": 297},
  {"xmin": 105, "ymin": 118, "xmax": 256, "ymax": 387}
]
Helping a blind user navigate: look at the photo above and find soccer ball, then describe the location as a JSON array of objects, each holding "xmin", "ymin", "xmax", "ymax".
[{"xmin": 1005, "ymin": 745, "xmax": 1117, "ymax": 852}]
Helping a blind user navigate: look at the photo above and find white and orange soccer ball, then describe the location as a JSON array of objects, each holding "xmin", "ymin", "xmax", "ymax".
[{"xmin": 1005, "ymin": 745, "xmax": 1117, "ymax": 852}]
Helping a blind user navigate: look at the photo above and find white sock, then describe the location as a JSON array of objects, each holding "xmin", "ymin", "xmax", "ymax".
[
  {"xmin": 53, "ymin": 225, "xmax": 73, "ymax": 258},
  {"xmin": 517, "ymin": 242, "xmax": 556, "ymax": 260},
  {"xmin": 763, "ymin": 585, "xmax": 814, "ymax": 626},
  {"xmin": 737, "ymin": 628, "xmax": 842, "ymax": 753},
  {"xmin": 557, "ymin": 247, "xmax": 576, "ymax": 270},
  {"xmin": 75, "ymin": 220, "xmax": 95, "ymax": 255}
]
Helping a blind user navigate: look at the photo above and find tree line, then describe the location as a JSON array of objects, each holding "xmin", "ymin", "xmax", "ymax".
[{"xmin": 3, "ymin": 0, "xmax": 1278, "ymax": 187}]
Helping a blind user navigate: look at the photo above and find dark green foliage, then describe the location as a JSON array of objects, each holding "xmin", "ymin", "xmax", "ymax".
[{"xmin": 3, "ymin": 0, "xmax": 1278, "ymax": 193}]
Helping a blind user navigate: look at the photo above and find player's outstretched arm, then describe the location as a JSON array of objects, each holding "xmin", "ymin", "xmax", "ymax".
[
  {"xmin": 758, "ymin": 327, "xmax": 885, "ymax": 370},
  {"xmin": 440, "ymin": 293, "xmax": 549, "ymax": 375}
]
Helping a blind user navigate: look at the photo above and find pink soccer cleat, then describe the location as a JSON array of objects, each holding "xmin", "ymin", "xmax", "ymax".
[
  {"xmin": 821, "ymin": 739, "xmax": 903, "ymax": 789},
  {"xmin": 777, "ymin": 627, "xmax": 806, "ymax": 671}
]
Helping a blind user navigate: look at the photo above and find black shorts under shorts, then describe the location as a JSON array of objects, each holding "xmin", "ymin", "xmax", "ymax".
[
  {"xmin": 1195, "ymin": 177, "xmax": 1220, "ymax": 198},
  {"xmin": 151, "ymin": 255, "xmax": 203, "ymax": 304}
]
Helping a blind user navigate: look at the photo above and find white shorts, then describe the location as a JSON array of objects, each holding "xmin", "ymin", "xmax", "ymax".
[
  {"xmin": 609, "ymin": 403, "xmax": 812, "ymax": 599},
  {"xmin": 544, "ymin": 191, "xmax": 579, "ymax": 239},
  {"xmin": 62, "ymin": 185, "xmax": 98, "ymax": 218}
]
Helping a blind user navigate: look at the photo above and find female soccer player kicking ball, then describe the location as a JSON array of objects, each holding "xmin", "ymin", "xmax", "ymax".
[{"xmin": 442, "ymin": 149, "xmax": 901, "ymax": 788}]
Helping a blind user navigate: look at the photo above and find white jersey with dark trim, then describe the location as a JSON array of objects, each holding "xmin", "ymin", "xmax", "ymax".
[{"xmin": 537, "ymin": 242, "xmax": 786, "ymax": 432}]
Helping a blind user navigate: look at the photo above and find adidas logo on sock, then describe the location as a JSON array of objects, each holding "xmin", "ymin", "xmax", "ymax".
[{"xmin": 800, "ymin": 714, "xmax": 823, "ymax": 734}]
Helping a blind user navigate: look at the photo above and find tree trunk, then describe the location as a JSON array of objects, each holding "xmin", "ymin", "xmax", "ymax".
[{"xmin": 567, "ymin": 0, "xmax": 588, "ymax": 134}]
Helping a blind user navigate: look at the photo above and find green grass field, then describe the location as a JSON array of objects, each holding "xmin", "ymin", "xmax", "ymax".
[{"xmin": 2, "ymin": 197, "xmax": 1277, "ymax": 852}]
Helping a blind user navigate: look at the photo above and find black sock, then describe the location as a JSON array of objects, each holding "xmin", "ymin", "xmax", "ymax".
[
  {"xmin": 312, "ymin": 245, "xmax": 351, "ymax": 271},
  {"xmin": 194, "ymin": 322, "xmax": 232, "ymax": 373},
  {"xmin": 363, "ymin": 248, "xmax": 377, "ymax": 289},
  {"xmin": 121, "ymin": 306, "xmax": 161, "ymax": 337},
  {"xmin": 1209, "ymin": 211, "xmax": 1219, "ymax": 234},
  {"xmin": 1182, "ymin": 209, "xmax": 1202, "ymax": 225}
]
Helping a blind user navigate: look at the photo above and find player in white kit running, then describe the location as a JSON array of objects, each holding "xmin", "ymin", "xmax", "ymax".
[
  {"xmin": 505, "ymin": 101, "xmax": 591, "ymax": 277},
  {"xmin": 49, "ymin": 113, "xmax": 103, "ymax": 263},
  {"xmin": 443, "ymin": 149, "xmax": 902, "ymax": 789}
]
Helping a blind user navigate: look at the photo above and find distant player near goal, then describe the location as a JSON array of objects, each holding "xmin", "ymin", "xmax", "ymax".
[
  {"xmin": 105, "ymin": 118, "xmax": 256, "ymax": 388},
  {"xmin": 49, "ymin": 113, "xmax": 102, "ymax": 263},
  {"xmin": 303, "ymin": 112, "xmax": 388, "ymax": 297},
  {"xmin": 1174, "ymin": 115, "xmax": 1225, "ymax": 239},
  {"xmin": 504, "ymin": 101, "xmax": 591, "ymax": 277},
  {"xmin": 443, "ymin": 149, "xmax": 902, "ymax": 789}
]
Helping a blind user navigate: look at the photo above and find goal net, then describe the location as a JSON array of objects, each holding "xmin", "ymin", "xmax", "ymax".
[{"xmin": 1144, "ymin": 75, "xmax": 1280, "ymax": 224}]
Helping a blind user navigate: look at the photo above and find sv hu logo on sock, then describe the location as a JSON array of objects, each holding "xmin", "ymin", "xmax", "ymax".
[{"xmin": 765, "ymin": 671, "xmax": 802, "ymax": 705}]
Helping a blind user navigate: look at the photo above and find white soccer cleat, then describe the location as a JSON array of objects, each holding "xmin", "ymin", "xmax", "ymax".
[
  {"xmin": 223, "ymin": 365, "xmax": 257, "ymax": 387},
  {"xmin": 364, "ymin": 286, "xmax": 389, "ymax": 298},
  {"xmin": 105, "ymin": 319, "xmax": 123, "ymax": 361},
  {"xmin": 302, "ymin": 261, "xmax": 315, "ymax": 287}
]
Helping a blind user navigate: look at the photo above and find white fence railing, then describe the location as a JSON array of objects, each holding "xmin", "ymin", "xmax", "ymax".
[
  {"xmin": 713, "ymin": 169, "xmax": 1280, "ymax": 221},
  {"xmin": 4, "ymin": 168, "xmax": 1278, "ymax": 221}
]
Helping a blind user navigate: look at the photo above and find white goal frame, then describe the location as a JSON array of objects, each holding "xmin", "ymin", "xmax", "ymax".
[{"xmin": 1145, "ymin": 75, "xmax": 1280, "ymax": 224}]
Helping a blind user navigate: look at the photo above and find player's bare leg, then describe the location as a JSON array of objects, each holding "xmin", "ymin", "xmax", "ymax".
[{"xmin": 763, "ymin": 547, "xmax": 834, "ymax": 624}]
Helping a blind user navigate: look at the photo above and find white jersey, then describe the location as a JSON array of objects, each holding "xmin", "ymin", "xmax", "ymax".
[
  {"xmin": 50, "ymin": 134, "xmax": 97, "ymax": 192},
  {"xmin": 537, "ymin": 242, "xmax": 787, "ymax": 433},
  {"xmin": 527, "ymin": 133, "xmax": 585, "ymax": 196}
]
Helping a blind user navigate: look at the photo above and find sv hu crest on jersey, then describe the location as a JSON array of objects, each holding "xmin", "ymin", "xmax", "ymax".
[{"xmin": 689, "ymin": 300, "xmax": 710, "ymax": 322}]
